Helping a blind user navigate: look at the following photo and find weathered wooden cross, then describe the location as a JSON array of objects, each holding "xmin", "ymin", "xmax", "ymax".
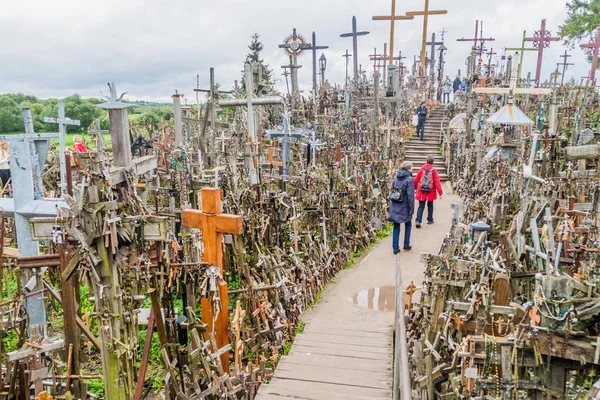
[
  {"xmin": 342, "ymin": 49, "xmax": 352, "ymax": 87},
  {"xmin": 340, "ymin": 16, "xmax": 370, "ymax": 83},
  {"xmin": 426, "ymin": 32, "xmax": 444, "ymax": 83},
  {"xmin": 505, "ymin": 30, "xmax": 538, "ymax": 83},
  {"xmin": 307, "ymin": 31, "xmax": 329, "ymax": 92},
  {"xmin": 405, "ymin": 0, "xmax": 448, "ymax": 76},
  {"xmin": 43, "ymin": 100, "xmax": 80, "ymax": 194},
  {"xmin": 580, "ymin": 26, "xmax": 600, "ymax": 85},
  {"xmin": 372, "ymin": 0, "xmax": 414, "ymax": 71},
  {"xmin": 183, "ymin": 188, "xmax": 243, "ymax": 372},
  {"xmin": 525, "ymin": 19, "xmax": 560, "ymax": 87},
  {"xmin": 557, "ymin": 49, "xmax": 574, "ymax": 86}
]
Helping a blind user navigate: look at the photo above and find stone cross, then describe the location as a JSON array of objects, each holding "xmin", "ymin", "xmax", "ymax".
[
  {"xmin": 183, "ymin": 188, "xmax": 243, "ymax": 372},
  {"xmin": 340, "ymin": 16, "xmax": 370, "ymax": 83},
  {"xmin": 43, "ymin": 100, "xmax": 80, "ymax": 194},
  {"xmin": 0, "ymin": 110, "xmax": 68, "ymax": 339},
  {"xmin": 342, "ymin": 49, "xmax": 352, "ymax": 86},
  {"xmin": 265, "ymin": 110, "xmax": 309, "ymax": 176},
  {"xmin": 580, "ymin": 26, "xmax": 600, "ymax": 85},
  {"xmin": 525, "ymin": 19, "xmax": 560, "ymax": 87},
  {"xmin": 372, "ymin": 0, "xmax": 413, "ymax": 69},
  {"xmin": 307, "ymin": 31, "xmax": 329, "ymax": 91},
  {"xmin": 557, "ymin": 49, "xmax": 574, "ymax": 86}
]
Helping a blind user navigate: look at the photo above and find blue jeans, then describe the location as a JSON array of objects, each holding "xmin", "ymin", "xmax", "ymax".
[
  {"xmin": 417, "ymin": 120, "xmax": 425, "ymax": 140},
  {"xmin": 416, "ymin": 200, "xmax": 434, "ymax": 223},
  {"xmin": 392, "ymin": 221, "xmax": 412, "ymax": 252}
]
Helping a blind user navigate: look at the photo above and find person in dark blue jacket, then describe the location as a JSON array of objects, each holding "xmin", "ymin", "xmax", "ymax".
[
  {"xmin": 416, "ymin": 100, "xmax": 428, "ymax": 141},
  {"xmin": 453, "ymin": 75, "xmax": 461, "ymax": 93},
  {"xmin": 387, "ymin": 161, "xmax": 415, "ymax": 254}
]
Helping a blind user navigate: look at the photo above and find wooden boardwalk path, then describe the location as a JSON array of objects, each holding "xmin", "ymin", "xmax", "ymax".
[{"xmin": 256, "ymin": 184, "xmax": 456, "ymax": 400}]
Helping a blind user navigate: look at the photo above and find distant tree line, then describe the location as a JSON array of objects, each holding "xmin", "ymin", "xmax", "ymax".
[{"xmin": 0, "ymin": 93, "xmax": 175, "ymax": 134}]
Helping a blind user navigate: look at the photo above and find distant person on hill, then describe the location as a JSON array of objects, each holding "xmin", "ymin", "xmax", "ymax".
[
  {"xmin": 387, "ymin": 161, "xmax": 415, "ymax": 254},
  {"xmin": 415, "ymin": 100, "xmax": 428, "ymax": 141},
  {"xmin": 461, "ymin": 77, "xmax": 467, "ymax": 92},
  {"xmin": 0, "ymin": 142, "xmax": 11, "ymax": 188},
  {"xmin": 73, "ymin": 135, "xmax": 88, "ymax": 153},
  {"xmin": 453, "ymin": 75, "xmax": 461, "ymax": 93},
  {"xmin": 442, "ymin": 76, "xmax": 452, "ymax": 104},
  {"xmin": 414, "ymin": 155, "xmax": 443, "ymax": 228}
]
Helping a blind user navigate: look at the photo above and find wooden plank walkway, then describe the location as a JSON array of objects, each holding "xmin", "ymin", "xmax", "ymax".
[{"xmin": 255, "ymin": 184, "xmax": 456, "ymax": 400}]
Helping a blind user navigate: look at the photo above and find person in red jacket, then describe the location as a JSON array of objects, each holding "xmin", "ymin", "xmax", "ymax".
[
  {"xmin": 413, "ymin": 155, "xmax": 443, "ymax": 228},
  {"xmin": 72, "ymin": 135, "xmax": 88, "ymax": 153}
]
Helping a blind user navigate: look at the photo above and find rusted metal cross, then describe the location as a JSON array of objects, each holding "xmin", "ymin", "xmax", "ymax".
[
  {"xmin": 580, "ymin": 26, "xmax": 600, "ymax": 85},
  {"xmin": 183, "ymin": 188, "xmax": 243, "ymax": 372},
  {"xmin": 525, "ymin": 19, "xmax": 560, "ymax": 87}
]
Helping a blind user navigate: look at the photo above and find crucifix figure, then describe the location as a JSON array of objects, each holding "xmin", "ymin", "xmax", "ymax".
[
  {"xmin": 405, "ymin": 0, "xmax": 448, "ymax": 76},
  {"xmin": 342, "ymin": 49, "xmax": 352, "ymax": 87},
  {"xmin": 557, "ymin": 49, "xmax": 574, "ymax": 86},
  {"xmin": 183, "ymin": 188, "xmax": 243, "ymax": 372},
  {"xmin": 580, "ymin": 26, "xmax": 600, "ymax": 85},
  {"xmin": 340, "ymin": 16, "xmax": 370, "ymax": 83},
  {"xmin": 307, "ymin": 31, "xmax": 329, "ymax": 92},
  {"xmin": 525, "ymin": 19, "xmax": 560, "ymax": 87},
  {"xmin": 372, "ymin": 1, "xmax": 413, "ymax": 67},
  {"xmin": 43, "ymin": 100, "xmax": 80, "ymax": 194},
  {"xmin": 265, "ymin": 110, "xmax": 309, "ymax": 177}
]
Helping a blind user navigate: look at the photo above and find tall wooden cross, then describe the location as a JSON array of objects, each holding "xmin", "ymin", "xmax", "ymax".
[
  {"xmin": 580, "ymin": 26, "xmax": 600, "ymax": 84},
  {"xmin": 457, "ymin": 20, "xmax": 495, "ymax": 63},
  {"xmin": 282, "ymin": 69, "xmax": 291, "ymax": 96},
  {"xmin": 340, "ymin": 16, "xmax": 370, "ymax": 83},
  {"xmin": 426, "ymin": 32, "xmax": 444, "ymax": 81},
  {"xmin": 505, "ymin": 30, "xmax": 538, "ymax": 83},
  {"xmin": 485, "ymin": 48, "xmax": 497, "ymax": 77},
  {"xmin": 525, "ymin": 19, "xmax": 560, "ymax": 87},
  {"xmin": 183, "ymin": 188, "xmax": 243, "ymax": 372},
  {"xmin": 557, "ymin": 49, "xmax": 574, "ymax": 86},
  {"xmin": 405, "ymin": 0, "xmax": 448, "ymax": 76},
  {"xmin": 372, "ymin": 0, "xmax": 413, "ymax": 67},
  {"xmin": 43, "ymin": 100, "xmax": 80, "ymax": 194},
  {"xmin": 279, "ymin": 28, "xmax": 311, "ymax": 109},
  {"xmin": 369, "ymin": 47, "xmax": 385, "ymax": 75},
  {"xmin": 308, "ymin": 31, "xmax": 329, "ymax": 91},
  {"xmin": 342, "ymin": 49, "xmax": 352, "ymax": 87}
]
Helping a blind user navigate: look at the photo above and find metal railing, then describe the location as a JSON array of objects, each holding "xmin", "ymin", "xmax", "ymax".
[{"xmin": 392, "ymin": 254, "xmax": 412, "ymax": 400}]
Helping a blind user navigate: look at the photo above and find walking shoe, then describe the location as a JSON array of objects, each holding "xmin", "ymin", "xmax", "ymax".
[
  {"xmin": 393, "ymin": 250, "xmax": 400, "ymax": 255},
  {"xmin": 415, "ymin": 223, "xmax": 421, "ymax": 228},
  {"xmin": 403, "ymin": 246, "xmax": 412, "ymax": 251},
  {"xmin": 427, "ymin": 221, "xmax": 434, "ymax": 225}
]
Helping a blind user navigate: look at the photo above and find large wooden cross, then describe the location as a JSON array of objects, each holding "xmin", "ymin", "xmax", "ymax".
[
  {"xmin": 505, "ymin": 31, "xmax": 538, "ymax": 84},
  {"xmin": 372, "ymin": 1, "xmax": 413, "ymax": 67},
  {"xmin": 525, "ymin": 19, "xmax": 560, "ymax": 87},
  {"xmin": 405, "ymin": 0, "xmax": 448, "ymax": 76},
  {"xmin": 580, "ymin": 26, "xmax": 600, "ymax": 84},
  {"xmin": 183, "ymin": 188, "xmax": 243, "ymax": 372},
  {"xmin": 340, "ymin": 16, "xmax": 370, "ymax": 83}
]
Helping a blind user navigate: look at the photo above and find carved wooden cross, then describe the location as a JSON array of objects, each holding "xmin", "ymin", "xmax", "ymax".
[
  {"xmin": 525, "ymin": 19, "xmax": 560, "ymax": 87},
  {"xmin": 183, "ymin": 188, "xmax": 243, "ymax": 372},
  {"xmin": 580, "ymin": 26, "xmax": 600, "ymax": 85}
]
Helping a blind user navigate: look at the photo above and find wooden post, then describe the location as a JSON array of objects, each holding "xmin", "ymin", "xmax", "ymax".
[{"xmin": 183, "ymin": 188, "xmax": 243, "ymax": 371}]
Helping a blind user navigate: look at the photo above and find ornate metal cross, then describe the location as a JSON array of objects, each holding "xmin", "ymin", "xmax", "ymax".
[
  {"xmin": 580, "ymin": 26, "xmax": 600, "ymax": 85},
  {"xmin": 525, "ymin": 19, "xmax": 560, "ymax": 87}
]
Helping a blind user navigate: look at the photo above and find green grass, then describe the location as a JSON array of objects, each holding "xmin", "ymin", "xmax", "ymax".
[{"xmin": 0, "ymin": 132, "xmax": 112, "ymax": 149}]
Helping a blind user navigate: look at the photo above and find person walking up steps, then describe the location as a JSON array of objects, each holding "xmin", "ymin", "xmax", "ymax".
[
  {"xmin": 414, "ymin": 156, "xmax": 443, "ymax": 228},
  {"xmin": 416, "ymin": 100, "xmax": 428, "ymax": 141},
  {"xmin": 442, "ymin": 76, "xmax": 452, "ymax": 104},
  {"xmin": 387, "ymin": 161, "xmax": 415, "ymax": 254}
]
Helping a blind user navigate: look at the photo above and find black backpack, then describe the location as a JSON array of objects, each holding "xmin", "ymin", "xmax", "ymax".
[{"xmin": 390, "ymin": 179, "xmax": 408, "ymax": 203}]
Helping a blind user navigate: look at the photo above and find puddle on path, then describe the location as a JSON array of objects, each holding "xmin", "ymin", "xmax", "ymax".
[{"xmin": 349, "ymin": 286, "xmax": 395, "ymax": 312}]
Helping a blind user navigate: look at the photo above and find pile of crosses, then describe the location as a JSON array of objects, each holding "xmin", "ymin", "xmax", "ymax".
[
  {"xmin": 407, "ymin": 49, "xmax": 600, "ymax": 399},
  {"xmin": 0, "ymin": 44, "xmax": 417, "ymax": 398}
]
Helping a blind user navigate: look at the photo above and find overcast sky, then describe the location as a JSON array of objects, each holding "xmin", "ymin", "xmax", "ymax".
[{"xmin": 0, "ymin": 0, "xmax": 592, "ymax": 103}]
